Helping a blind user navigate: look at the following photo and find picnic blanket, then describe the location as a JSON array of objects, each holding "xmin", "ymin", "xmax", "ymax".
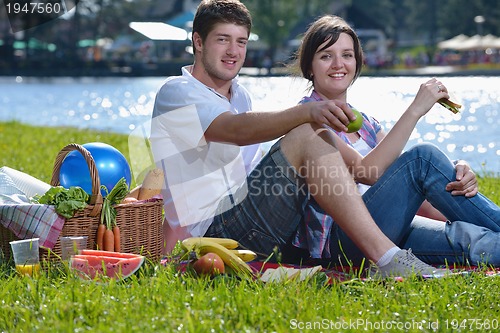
[
  {"xmin": 0, "ymin": 168, "xmax": 64, "ymax": 249},
  {"xmin": 164, "ymin": 257, "xmax": 500, "ymax": 283},
  {"xmin": 247, "ymin": 261, "xmax": 500, "ymax": 282}
]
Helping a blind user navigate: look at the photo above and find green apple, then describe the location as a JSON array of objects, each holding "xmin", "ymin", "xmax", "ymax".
[{"xmin": 346, "ymin": 108, "xmax": 363, "ymax": 133}]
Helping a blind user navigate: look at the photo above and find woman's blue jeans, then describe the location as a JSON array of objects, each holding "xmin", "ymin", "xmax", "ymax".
[
  {"xmin": 329, "ymin": 143, "xmax": 500, "ymax": 266},
  {"xmin": 206, "ymin": 140, "xmax": 500, "ymax": 266}
]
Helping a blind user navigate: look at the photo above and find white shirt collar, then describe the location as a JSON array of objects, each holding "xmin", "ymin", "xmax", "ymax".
[{"xmin": 181, "ymin": 65, "xmax": 240, "ymax": 101}]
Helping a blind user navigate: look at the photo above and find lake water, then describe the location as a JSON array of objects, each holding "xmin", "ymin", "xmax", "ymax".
[{"xmin": 0, "ymin": 75, "xmax": 499, "ymax": 173}]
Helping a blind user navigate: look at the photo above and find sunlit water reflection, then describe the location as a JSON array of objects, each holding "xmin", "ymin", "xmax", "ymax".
[{"xmin": 0, "ymin": 75, "xmax": 498, "ymax": 173}]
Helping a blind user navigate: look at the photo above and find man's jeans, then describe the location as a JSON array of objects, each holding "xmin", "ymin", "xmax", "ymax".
[{"xmin": 205, "ymin": 140, "xmax": 309, "ymax": 258}]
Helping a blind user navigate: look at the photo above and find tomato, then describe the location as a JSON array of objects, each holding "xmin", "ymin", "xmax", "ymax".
[{"xmin": 192, "ymin": 253, "xmax": 225, "ymax": 276}]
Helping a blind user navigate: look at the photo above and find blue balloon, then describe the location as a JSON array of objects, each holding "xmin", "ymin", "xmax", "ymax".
[{"xmin": 59, "ymin": 142, "xmax": 131, "ymax": 196}]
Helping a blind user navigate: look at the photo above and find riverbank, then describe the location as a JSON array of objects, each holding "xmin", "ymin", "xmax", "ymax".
[
  {"xmin": 2, "ymin": 62, "xmax": 500, "ymax": 78},
  {"xmin": 362, "ymin": 64, "xmax": 500, "ymax": 77},
  {"xmin": 252, "ymin": 64, "xmax": 500, "ymax": 78}
]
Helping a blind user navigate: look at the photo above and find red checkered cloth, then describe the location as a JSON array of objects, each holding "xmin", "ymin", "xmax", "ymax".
[
  {"xmin": 1, "ymin": 168, "xmax": 64, "ymax": 249},
  {"xmin": 1, "ymin": 203, "xmax": 65, "ymax": 249}
]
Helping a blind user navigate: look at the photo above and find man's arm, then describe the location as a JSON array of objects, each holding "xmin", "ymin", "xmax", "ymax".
[{"xmin": 205, "ymin": 100, "xmax": 356, "ymax": 146}]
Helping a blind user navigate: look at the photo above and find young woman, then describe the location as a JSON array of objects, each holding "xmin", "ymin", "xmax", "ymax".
[{"xmin": 291, "ymin": 14, "xmax": 500, "ymax": 267}]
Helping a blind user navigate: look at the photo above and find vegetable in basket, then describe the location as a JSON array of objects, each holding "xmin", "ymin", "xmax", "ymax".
[
  {"xmin": 98, "ymin": 177, "xmax": 129, "ymax": 252},
  {"xmin": 32, "ymin": 186, "xmax": 89, "ymax": 218}
]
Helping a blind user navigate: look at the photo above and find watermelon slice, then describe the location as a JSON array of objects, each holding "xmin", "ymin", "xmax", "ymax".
[
  {"xmin": 79, "ymin": 249, "xmax": 141, "ymax": 259},
  {"xmin": 70, "ymin": 252, "xmax": 145, "ymax": 280}
]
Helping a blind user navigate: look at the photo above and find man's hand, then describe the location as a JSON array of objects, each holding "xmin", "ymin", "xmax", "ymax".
[
  {"xmin": 446, "ymin": 160, "xmax": 478, "ymax": 197},
  {"xmin": 309, "ymin": 100, "xmax": 356, "ymax": 132}
]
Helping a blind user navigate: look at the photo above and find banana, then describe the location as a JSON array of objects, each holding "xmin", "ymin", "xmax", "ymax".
[
  {"xmin": 182, "ymin": 238, "xmax": 253, "ymax": 276},
  {"xmin": 181, "ymin": 237, "xmax": 239, "ymax": 251},
  {"xmin": 231, "ymin": 249, "xmax": 257, "ymax": 262}
]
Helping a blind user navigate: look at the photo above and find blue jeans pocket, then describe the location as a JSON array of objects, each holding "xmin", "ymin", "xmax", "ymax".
[
  {"xmin": 205, "ymin": 214, "xmax": 280, "ymax": 259},
  {"xmin": 240, "ymin": 228, "xmax": 280, "ymax": 259}
]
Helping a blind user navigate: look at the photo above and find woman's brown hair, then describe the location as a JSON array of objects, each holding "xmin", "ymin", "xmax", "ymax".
[{"xmin": 297, "ymin": 15, "xmax": 364, "ymax": 84}]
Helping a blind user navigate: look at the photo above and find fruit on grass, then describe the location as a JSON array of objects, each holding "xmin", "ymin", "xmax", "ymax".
[
  {"xmin": 181, "ymin": 238, "xmax": 253, "ymax": 276},
  {"xmin": 231, "ymin": 249, "xmax": 257, "ymax": 262},
  {"xmin": 79, "ymin": 249, "xmax": 140, "ymax": 258},
  {"xmin": 346, "ymin": 108, "xmax": 363, "ymax": 133},
  {"xmin": 181, "ymin": 237, "xmax": 239, "ymax": 250},
  {"xmin": 192, "ymin": 252, "xmax": 225, "ymax": 277},
  {"xmin": 70, "ymin": 251, "xmax": 144, "ymax": 280}
]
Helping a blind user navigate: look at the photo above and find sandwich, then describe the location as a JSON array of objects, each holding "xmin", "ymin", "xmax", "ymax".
[{"xmin": 438, "ymin": 98, "xmax": 462, "ymax": 114}]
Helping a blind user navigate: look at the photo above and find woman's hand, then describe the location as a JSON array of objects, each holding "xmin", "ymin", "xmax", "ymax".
[
  {"xmin": 408, "ymin": 78, "xmax": 450, "ymax": 118},
  {"xmin": 446, "ymin": 160, "xmax": 478, "ymax": 197}
]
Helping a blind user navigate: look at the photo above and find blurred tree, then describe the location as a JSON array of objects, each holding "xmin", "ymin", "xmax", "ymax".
[
  {"xmin": 244, "ymin": 0, "xmax": 301, "ymax": 64},
  {"xmin": 405, "ymin": 0, "xmax": 500, "ymax": 39},
  {"xmin": 349, "ymin": 0, "xmax": 395, "ymax": 31},
  {"xmin": 244, "ymin": 0, "xmax": 345, "ymax": 64},
  {"xmin": 2, "ymin": 0, "xmax": 500, "ymax": 75}
]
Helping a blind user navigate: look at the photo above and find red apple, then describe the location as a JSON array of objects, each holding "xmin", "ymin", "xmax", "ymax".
[{"xmin": 192, "ymin": 253, "xmax": 225, "ymax": 276}]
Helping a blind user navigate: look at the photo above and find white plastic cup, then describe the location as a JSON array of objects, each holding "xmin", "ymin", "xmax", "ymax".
[
  {"xmin": 10, "ymin": 238, "xmax": 40, "ymax": 276},
  {"xmin": 60, "ymin": 236, "xmax": 88, "ymax": 260}
]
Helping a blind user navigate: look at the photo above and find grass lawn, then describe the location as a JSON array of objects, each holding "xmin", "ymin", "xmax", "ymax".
[{"xmin": 1, "ymin": 121, "xmax": 499, "ymax": 333}]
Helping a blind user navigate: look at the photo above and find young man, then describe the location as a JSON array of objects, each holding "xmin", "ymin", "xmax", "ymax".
[{"xmin": 150, "ymin": 0, "xmax": 447, "ymax": 277}]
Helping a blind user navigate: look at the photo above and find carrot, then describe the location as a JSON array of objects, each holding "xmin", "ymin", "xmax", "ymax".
[
  {"xmin": 96, "ymin": 224, "xmax": 106, "ymax": 250},
  {"xmin": 99, "ymin": 177, "xmax": 127, "ymax": 252},
  {"xmin": 103, "ymin": 228, "xmax": 115, "ymax": 252},
  {"xmin": 113, "ymin": 225, "xmax": 121, "ymax": 252}
]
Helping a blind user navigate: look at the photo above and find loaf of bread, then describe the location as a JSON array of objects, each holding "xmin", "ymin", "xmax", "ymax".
[
  {"xmin": 126, "ymin": 185, "xmax": 141, "ymax": 199},
  {"xmin": 137, "ymin": 168, "xmax": 164, "ymax": 200}
]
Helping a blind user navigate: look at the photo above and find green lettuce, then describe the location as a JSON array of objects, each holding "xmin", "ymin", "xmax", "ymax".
[{"xmin": 32, "ymin": 186, "xmax": 89, "ymax": 218}]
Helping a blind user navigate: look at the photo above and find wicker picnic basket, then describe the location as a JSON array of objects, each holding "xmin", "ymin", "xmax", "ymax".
[{"xmin": 1, "ymin": 143, "xmax": 164, "ymax": 261}]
